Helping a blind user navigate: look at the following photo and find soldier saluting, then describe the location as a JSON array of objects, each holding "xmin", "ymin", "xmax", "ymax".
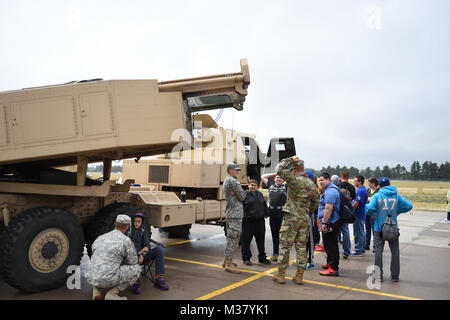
[
  {"xmin": 272, "ymin": 156, "xmax": 319, "ymax": 285},
  {"xmin": 222, "ymin": 163, "xmax": 246, "ymax": 274}
]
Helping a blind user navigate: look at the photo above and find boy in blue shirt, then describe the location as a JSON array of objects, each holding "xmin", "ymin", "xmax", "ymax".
[{"xmin": 350, "ymin": 175, "xmax": 368, "ymax": 256}]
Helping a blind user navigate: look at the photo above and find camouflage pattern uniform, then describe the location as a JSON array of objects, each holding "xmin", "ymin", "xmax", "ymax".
[
  {"xmin": 86, "ymin": 229, "xmax": 142, "ymax": 291},
  {"xmin": 223, "ymin": 174, "xmax": 246, "ymax": 260},
  {"xmin": 276, "ymin": 158, "xmax": 319, "ymax": 270}
]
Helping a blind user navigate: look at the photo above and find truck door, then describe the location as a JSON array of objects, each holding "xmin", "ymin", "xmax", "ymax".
[
  {"xmin": 241, "ymin": 137, "xmax": 296, "ymax": 186},
  {"xmin": 241, "ymin": 136, "xmax": 262, "ymax": 185},
  {"xmin": 261, "ymin": 137, "xmax": 297, "ymax": 186}
]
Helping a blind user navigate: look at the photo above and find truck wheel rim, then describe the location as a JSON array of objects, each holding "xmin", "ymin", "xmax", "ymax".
[{"xmin": 28, "ymin": 228, "xmax": 70, "ymax": 273}]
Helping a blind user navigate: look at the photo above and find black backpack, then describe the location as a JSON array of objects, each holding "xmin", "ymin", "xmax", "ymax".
[
  {"xmin": 268, "ymin": 184, "xmax": 287, "ymax": 207},
  {"xmin": 382, "ymin": 213, "xmax": 399, "ymax": 241},
  {"xmin": 330, "ymin": 185, "xmax": 356, "ymax": 224}
]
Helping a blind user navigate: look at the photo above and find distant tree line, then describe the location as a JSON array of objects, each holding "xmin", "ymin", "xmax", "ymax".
[
  {"xmin": 310, "ymin": 161, "xmax": 450, "ymax": 181},
  {"xmin": 88, "ymin": 163, "xmax": 123, "ymax": 173},
  {"xmin": 87, "ymin": 161, "xmax": 450, "ymax": 181}
]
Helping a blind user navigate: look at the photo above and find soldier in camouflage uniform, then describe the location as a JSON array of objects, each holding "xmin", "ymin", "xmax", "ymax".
[
  {"xmin": 272, "ymin": 156, "xmax": 319, "ymax": 285},
  {"xmin": 222, "ymin": 163, "xmax": 246, "ymax": 274},
  {"xmin": 86, "ymin": 214, "xmax": 142, "ymax": 300}
]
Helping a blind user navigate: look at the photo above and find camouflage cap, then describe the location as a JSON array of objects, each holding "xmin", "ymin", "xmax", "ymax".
[
  {"xmin": 227, "ymin": 163, "xmax": 241, "ymax": 171},
  {"xmin": 292, "ymin": 159, "xmax": 304, "ymax": 168},
  {"xmin": 116, "ymin": 214, "xmax": 131, "ymax": 225}
]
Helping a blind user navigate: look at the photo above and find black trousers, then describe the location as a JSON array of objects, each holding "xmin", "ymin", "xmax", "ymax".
[
  {"xmin": 269, "ymin": 216, "xmax": 283, "ymax": 256},
  {"xmin": 322, "ymin": 220, "xmax": 343, "ymax": 271},
  {"xmin": 241, "ymin": 218, "xmax": 267, "ymax": 261}
]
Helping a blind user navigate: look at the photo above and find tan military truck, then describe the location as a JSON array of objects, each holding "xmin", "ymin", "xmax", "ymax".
[
  {"xmin": 122, "ymin": 115, "xmax": 296, "ymax": 237},
  {"xmin": 0, "ymin": 59, "xmax": 250, "ymax": 293}
]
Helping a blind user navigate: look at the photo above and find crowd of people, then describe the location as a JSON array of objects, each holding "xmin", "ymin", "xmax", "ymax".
[
  {"xmin": 223, "ymin": 157, "xmax": 414, "ymax": 285},
  {"xmin": 84, "ymin": 156, "xmax": 415, "ymax": 300}
]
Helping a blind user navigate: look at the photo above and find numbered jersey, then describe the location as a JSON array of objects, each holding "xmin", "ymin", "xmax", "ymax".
[
  {"xmin": 365, "ymin": 185, "xmax": 413, "ymax": 232},
  {"xmin": 374, "ymin": 197, "xmax": 398, "ymax": 230},
  {"xmin": 377, "ymin": 197, "xmax": 398, "ymax": 216}
]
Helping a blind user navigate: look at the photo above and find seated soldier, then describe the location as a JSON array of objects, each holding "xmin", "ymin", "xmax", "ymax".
[{"xmin": 127, "ymin": 211, "xmax": 169, "ymax": 292}]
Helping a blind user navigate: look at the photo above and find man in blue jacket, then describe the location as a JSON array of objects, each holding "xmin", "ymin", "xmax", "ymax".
[{"xmin": 365, "ymin": 177, "xmax": 413, "ymax": 282}]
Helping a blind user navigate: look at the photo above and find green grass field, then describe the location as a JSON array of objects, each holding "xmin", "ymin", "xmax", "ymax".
[
  {"xmin": 366, "ymin": 180, "xmax": 449, "ymax": 212},
  {"xmin": 87, "ymin": 172, "xmax": 122, "ymax": 181},
  {"xmin": 391, "ymin": 180, "xmax": 450, "ymax": 190}
]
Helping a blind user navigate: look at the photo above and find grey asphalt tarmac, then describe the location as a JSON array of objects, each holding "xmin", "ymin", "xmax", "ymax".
[{"xmin": 0, "ymin": 210, "xmax": 448, "ymax": 301}]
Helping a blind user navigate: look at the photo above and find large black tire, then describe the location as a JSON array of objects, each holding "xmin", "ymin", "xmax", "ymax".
[
  {"xmin": 0, "ymin": 207, "xmax": 84, "ymax": 293},
  {"xmin": 85, "ymin": 202, "xmax": 149, "ymax": 254}
]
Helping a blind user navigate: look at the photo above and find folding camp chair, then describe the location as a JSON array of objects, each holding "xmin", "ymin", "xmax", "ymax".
[
  {"xmin": 141, "ymin": 257, "xmax": 155, "ymax": 282},
  {"xmin": 140, "ymin": 239, "xmax": 166, "ymax": 283}
]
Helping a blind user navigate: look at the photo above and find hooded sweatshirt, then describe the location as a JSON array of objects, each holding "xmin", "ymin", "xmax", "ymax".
[
  {"xmin": 365, "ymin": 185, "xmax": 413, "ymax": 232},
  {"xmin": 127, "ymin": 217, "xmax": 151, "ymax": 254}
]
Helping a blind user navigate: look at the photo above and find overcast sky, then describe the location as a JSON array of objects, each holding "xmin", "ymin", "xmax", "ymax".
[{"xmin": 1, "ymin": 0, "xmax": 449, "ymax": 170}]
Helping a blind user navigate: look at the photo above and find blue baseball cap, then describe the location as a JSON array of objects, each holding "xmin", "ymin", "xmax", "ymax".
[
  {"xmin": 134, "ymin": 211, "xmax": 145, "ymax": 218},
  {"xmin": 378, "ymin": 177, "xmax": 390, "ymax": 186},
  {"xmin": 305, "ymin": 170, "xmax": 314, "ymax": 181}
]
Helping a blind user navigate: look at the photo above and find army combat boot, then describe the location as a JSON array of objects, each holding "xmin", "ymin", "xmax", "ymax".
[
  {"xmin": 222, "ymin": 257, "xmax": 237, "ymax": 268},
  {"xmin": 292, "ymin": 268, "xmax": 305, "ymax": 285},
  {"xmin": 224, "ymin": 259, "xmax": 241, "ymax": 274},
  {"xmin": 272, "ymin": 268, "xmax": 286, "ymax": 284},
  {"xmin": 105, "ymin": 287, "xmax": 128, "ymax": 300},
  {"xmin": 92, "ymin": 286, "xmax": 103, "ymax": 300}
]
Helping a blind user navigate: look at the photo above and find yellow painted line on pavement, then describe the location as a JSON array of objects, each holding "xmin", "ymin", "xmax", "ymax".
[
  {"xmin": 329, "ymin": 285, "xmax": 423, "ymax": 300},
  {"xmin": 165, "ymin": 234, "xmax": 224, "ymax": 247},
  {"xmin": 284, "ymin": 276, "xmax": 423, "ymax": 300},
  {"xmin": 165, "ymin": 256, "xmax": 261, "ymax": 275},
  {"xmin": 166, "ymin": 240, "xmax": 193, "ymax": 247},
  {"xmin": 194, "ymin": 261, "xmax": 292, "ymax": 301},
  {"xmin": 195, "ymin": 270, "xmax": 273, "ymax": 300},
  {"xmin": 165, "ymin": 240, "xmax": 421, "ymax": 300},
  {"xmin": 165, "ymin": 255, "xmax": 423, "ymax": 301},
  {"xmin": 165, "ymin": 257, "xmax": 224, "ymax": 269}
]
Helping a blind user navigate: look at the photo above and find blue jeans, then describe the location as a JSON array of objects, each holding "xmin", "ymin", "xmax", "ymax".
[
  {"xmin": 365, "ymin": 215, "xmax": 375, "ymax": 250},
  {"xmin": 374, "ymin": 231, "xmax": 400, "ymax": 278},
  {"xmin": 340, "ymin": 223, "xmax": 351, "ymax": 256},
  {"xmin": 353, "ymin": 218, "xmax": 366, "ymax": 254},
  {"xmin": 144, "ymin": 245, "xmax": 165, "ymax": 275}
]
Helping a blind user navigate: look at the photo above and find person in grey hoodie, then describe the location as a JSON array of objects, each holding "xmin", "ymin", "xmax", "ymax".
[
  {"xmin": 330, "ymin": 175, "xmax": 340, "ymax": 186},
  {"xmin": 365, "ymin": 177, "xmax": 413, "ymax": 282}
]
